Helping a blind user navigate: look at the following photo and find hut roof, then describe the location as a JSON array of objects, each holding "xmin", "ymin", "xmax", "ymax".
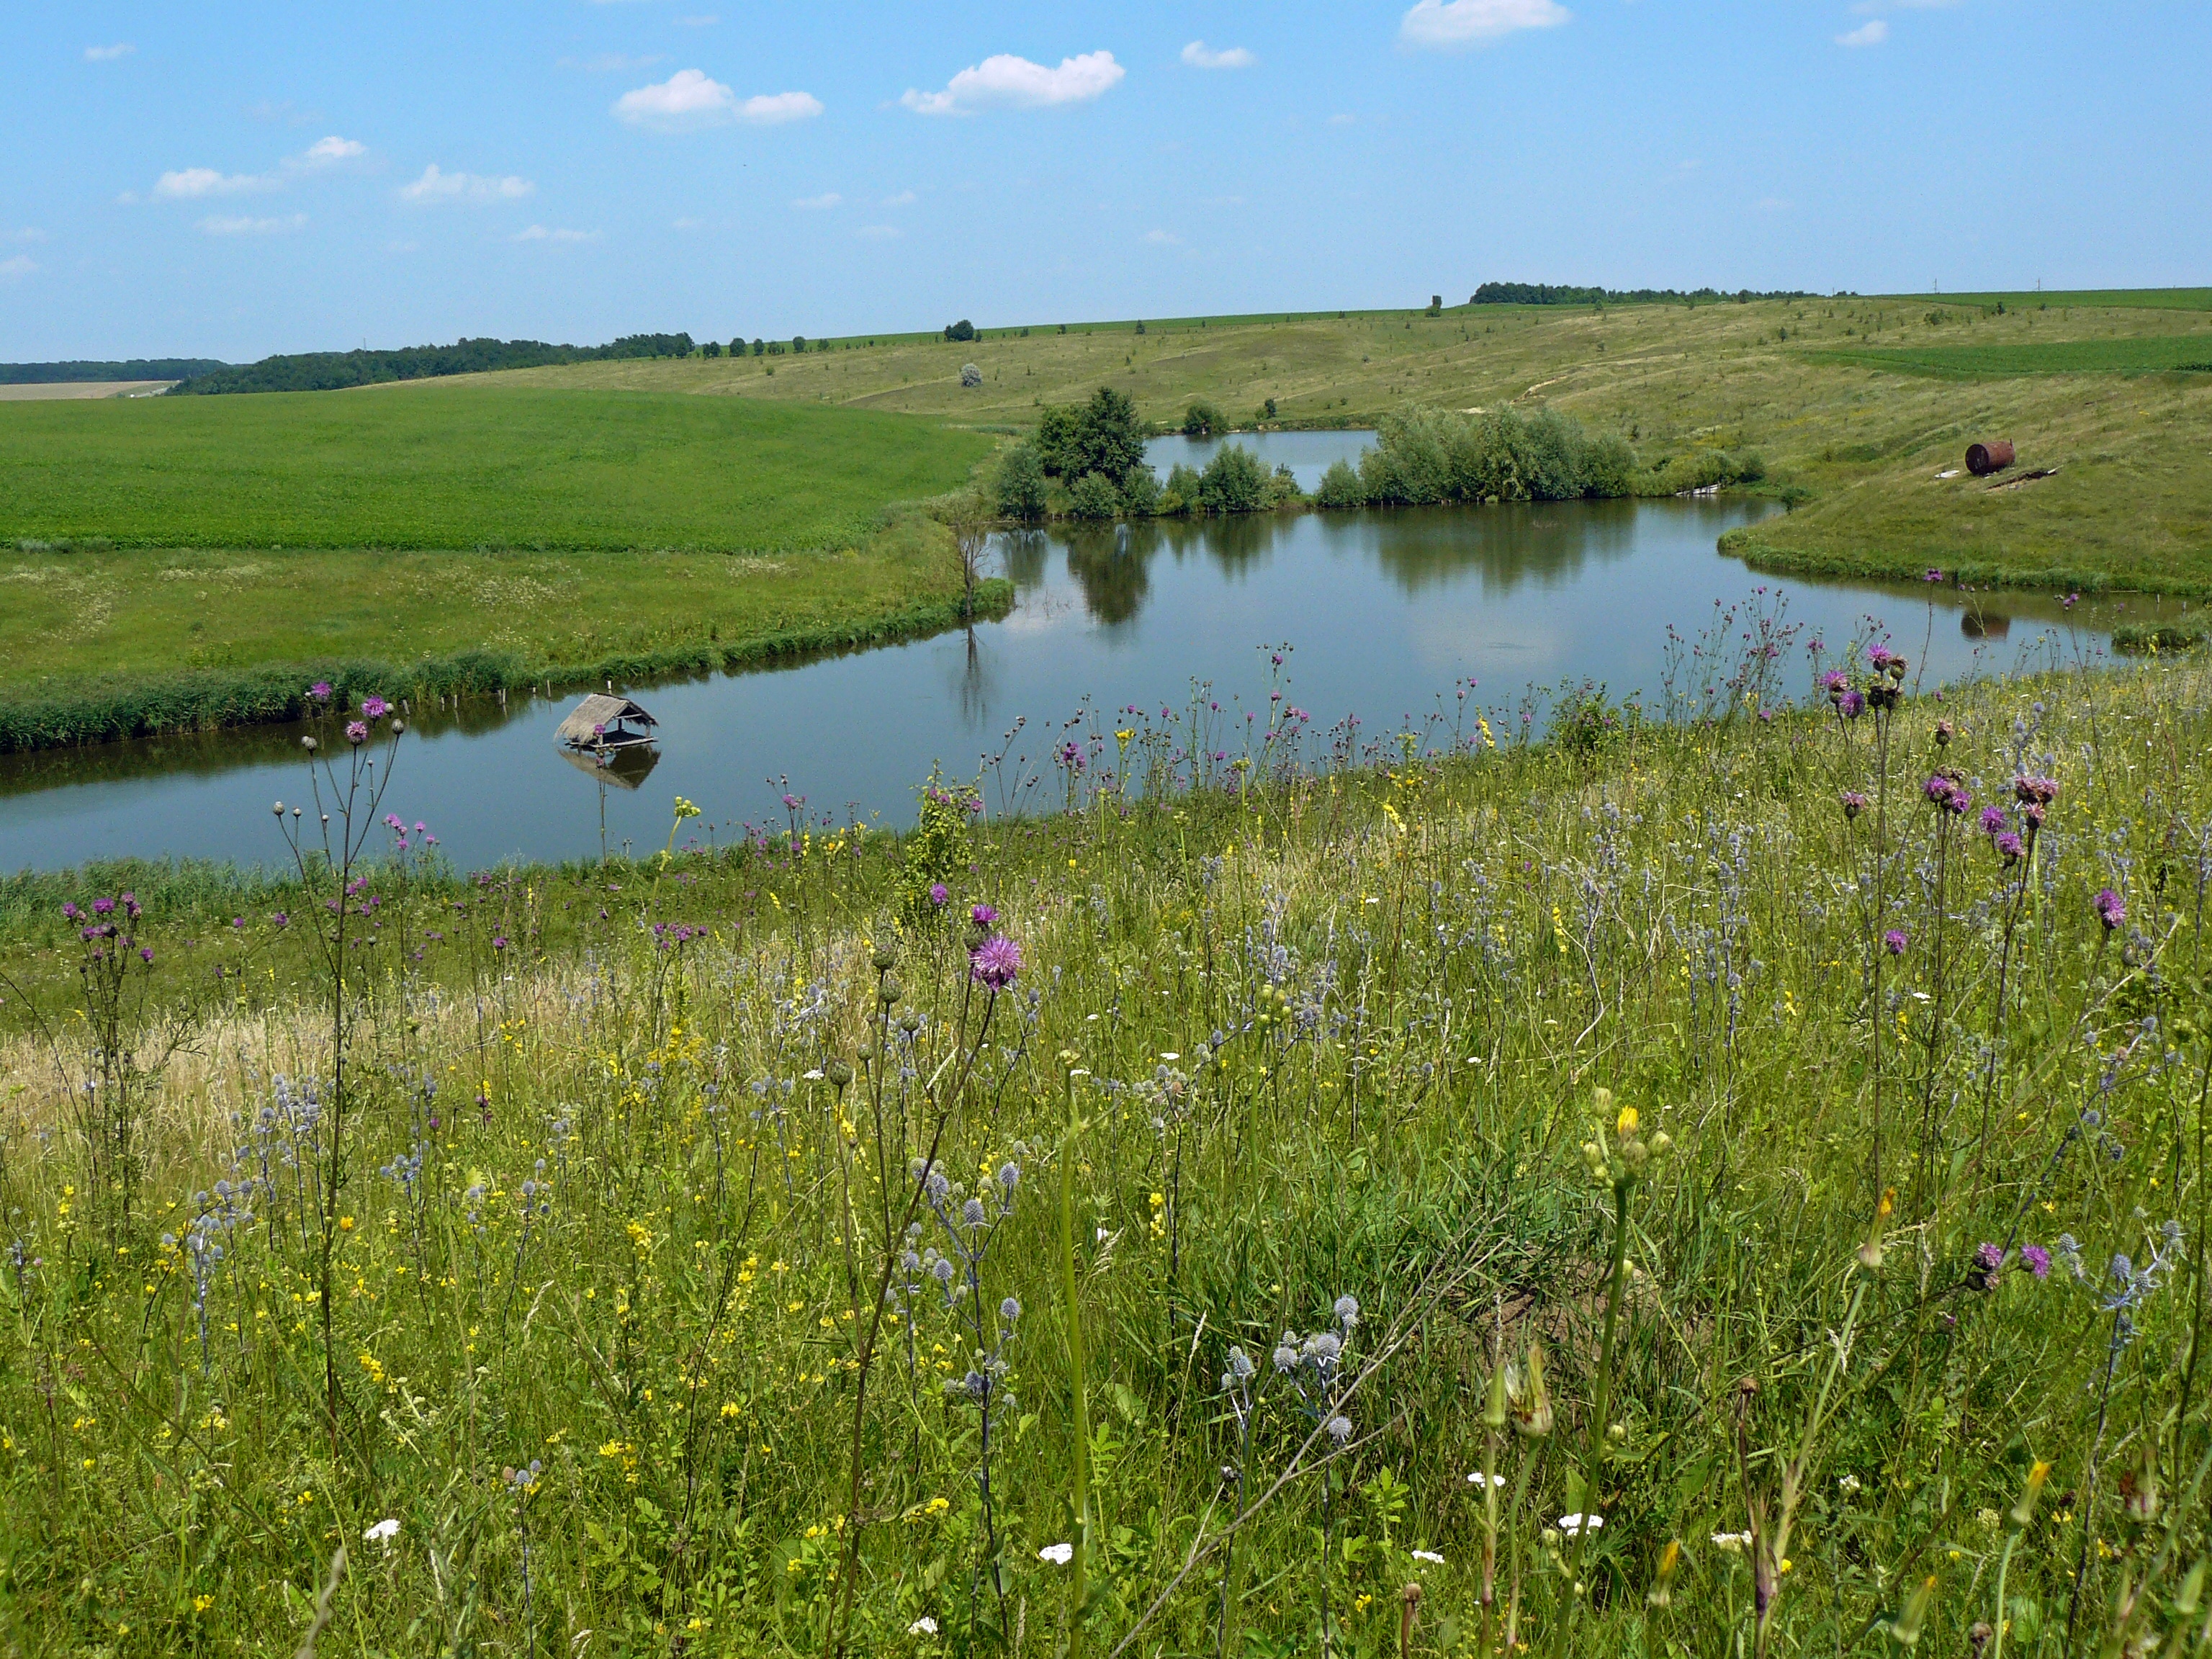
[{"xmin": 555, "ymin": 693, "xmax": 657, "ymax": 747}]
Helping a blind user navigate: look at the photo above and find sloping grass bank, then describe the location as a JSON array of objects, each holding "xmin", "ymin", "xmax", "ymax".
[
  {"xmin": 0, "ymin": 578, "xmax": 1010, "ymax": 752},
  {"xmin": 1, "ymin": 656, "xmax": 2209, "ymax": 1655}
]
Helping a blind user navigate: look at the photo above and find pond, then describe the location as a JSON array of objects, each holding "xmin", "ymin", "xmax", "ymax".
[{"xmin": 0, "ymin": 431, "xmax": 2172, "ymax": 873}]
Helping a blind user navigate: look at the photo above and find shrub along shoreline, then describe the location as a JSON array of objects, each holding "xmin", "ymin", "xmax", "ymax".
[{"xmin": 0, "ymin": 580, "xmax": 1011, "ymax": 755}]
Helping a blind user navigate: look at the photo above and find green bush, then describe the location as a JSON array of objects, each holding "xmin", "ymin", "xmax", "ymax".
[
  {"xmin": 1357, "ymin": 406, "xmax": 1640, "ymax": 505},
  {"xmin": 1266, "ymin": 464, "xmax": 1304, "ymax": 508},
  {"xmin": 995, "ymin": 444, "xmax": 1048, "ymax": 519},
  {"xmin": 1165, "ymin": 462, "xmax": 1203, "ymax": 504},
  {"xmin": 1033, "ymin": 387, "xmax": 1147, "ymax": 482},
  {"xmin": 1314, "ymin": 457, "xmax": 1369, "ymax": 508},
  {"xmin": 1182, "ymin": 399, "xmax": 1226, "ymax": 436},
  {"xmin": 1120, "ymin": 464, "xmax": 1162, "ymax": 517},
  {"xmin": 1197, "ymin": 445, "xmax": 1269, "ymax": 513},
  {"xmin": 1067, "ymin": 470, "xmax": 1123, "ymax": 520}
]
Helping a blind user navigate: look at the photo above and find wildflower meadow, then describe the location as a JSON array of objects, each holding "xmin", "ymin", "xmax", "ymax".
[{"xmin": 3, "ymin": 630, "xmax": 2211, "ymax": 1658}]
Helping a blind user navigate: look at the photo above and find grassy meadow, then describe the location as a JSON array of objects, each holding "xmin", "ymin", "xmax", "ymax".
[{"xmin": 1, "ymin": 644, "xmax": 2210, "ymax": 1655}]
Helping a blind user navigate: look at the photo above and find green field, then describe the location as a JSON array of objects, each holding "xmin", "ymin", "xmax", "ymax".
[
  {"xmin": 1806, "ymin": 333, "xmax": 2212, "ymax": 379},
  {"xmin": 1, "ymin": 657, "xmax": 2208, "ymax": 1654},
  {"xmin": 0, "ymin": 387, "xmax": 992, "ymax": 552}
]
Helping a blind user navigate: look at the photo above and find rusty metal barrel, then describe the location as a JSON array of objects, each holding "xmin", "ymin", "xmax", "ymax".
[{"xmin": 1966, "ymin": 439, "xmax": 2015, "ymax": 476}]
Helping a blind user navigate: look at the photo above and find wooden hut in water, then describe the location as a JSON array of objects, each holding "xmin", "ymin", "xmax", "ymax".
[{"xmin": 555, "ymin": 693, "xmax": 658, "ymax": 753}]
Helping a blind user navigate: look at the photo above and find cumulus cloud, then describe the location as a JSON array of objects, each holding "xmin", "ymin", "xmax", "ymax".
[
  {"xmin": 1143, "ymin": 228, "xmax": 1180, "ymax": 245},
  {"xmin": 613, "ymin": 69, "xmax": 821, "ymax": 130},
  {"xmin": 902, "ymin": 50, "xmax": 1123, "ymax": 115},
  {"xmin": 0, "ymin": 255, "xmax": 37, "ymax": 279},
  {"xmin": 1400, "ymin": 0, "xmax": 1570, "ymax": 49},
  {"xmin": 155, "ymin": 167, "xmax": 274, "ymax": 199},
  {"xmin": 300, "ymin": 135, "xmax": 365, "ymax": 165},
  {"xmin": 855, "ymin": 225, "xmax": 900, "ymax": 240},
  {"xmin": 1836, "ymin": 18, "xmax": 1889, "ymax": 45},
  {"xmin": 1181, "ymin": 41, "xmax": 1254, "ymax": 69},
  {"xmin": 792, "ymin": 192, "xmax": 842, "ymax": 210},
  {"xmin": 84, "ymin": 42, "xmax": 134, "ymax": 62},
  {"xmin": 199, "ymin": 213, "xmax": 307, "ymax": 235},
  {"xmin": 512, "ymin": 225, "xmax": 597, "ymax": 242},
  {"xmin": 399, "ymin": 164, "xmax": 534, "ymax": 204}
]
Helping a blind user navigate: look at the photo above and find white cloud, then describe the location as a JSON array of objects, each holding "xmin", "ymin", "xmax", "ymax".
[
  {"xmin": 793, "ymin": 192, "xmax": 842, "ymax": 210},
  {"xmin": 13, "ymin": 227, "xmax": 48, "ymax": 243},
  {"xmin": 1400, "ymin": 0, "xmax": 1570, "ymax": 49},
  {"xmin": 902, "ymin": 51, "xmax": 1123, "ymax": 116},
  {"xmin": 613, "ymin": 69, "xmax": 821, "ymax": 129},
  {"xmin": 84, "ymin": 42, "xmax": 134, "ymax": 62},
  {"xmin": 0, "ymin": 254, "xmax": 37, "ymax": 279},
  {"xmin": 1182, "ymin": 40, "xmax": 1254, "ymax": 69},
  {"xmin": 399, "ymin": 164, "xmax": 534, "ymax": 204},
  {"xmin": 300, "ymin": 135, "xmax": 365, "ymax": 166},
  {"xmin": 1143, "ymin": 228, "xmax": 1180, "ymax": 245},
  {"xmin": 881, "ymin": 189, "xmax": 917, "ymax": 206},
  {"xmin": 1836, "ymin": 18, "xmax": 1889, "ymax": 45},
  {"xmin": 199, "ymin": 213, "xmax": 307, "ymax": 235},
  {"xmin": 673, "ymin": 216, "xmax": 703, "ymax": 229},
  {"xmin": 855, "ymin": 225, "xmax": 900, "ymax": 240},
  {"xmin": 1755, "ymin": 195, "xmax": 1794, "ymax": 211},
  {"xmin": 1328, "ymin": 112, "xmax": 1357, "ymax": 125},
  {"xmin": 512, "ymin": 225, "xmax": 597, "ymax": 242},
  {"xmin": 155, "ymin": 166, "xmax": 274, "ymax": 199},
  {"xmin": 675, "ymin": 14, "xmax": 719, "ymax": 25}
]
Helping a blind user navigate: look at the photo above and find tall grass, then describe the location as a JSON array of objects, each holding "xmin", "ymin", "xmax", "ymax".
[{"xmin": 2, "ymin": 648, "xmax": 2211, "ymax": 1655}]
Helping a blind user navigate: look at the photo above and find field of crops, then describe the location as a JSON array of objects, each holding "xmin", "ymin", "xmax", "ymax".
[
  {"xmin": 0, "ymin": 387, "xmax": 992, "ymax": 554},
  {"xmin": 2, "ymin": 647, "xmax": 2209, "ymax": 1655},
  {"xmin": 1806, "ymin": 333, "xmax": 2212, "ymax": 379}
]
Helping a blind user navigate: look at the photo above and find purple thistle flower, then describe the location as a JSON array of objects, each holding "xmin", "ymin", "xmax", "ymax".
[
  {"xmin": 140, "ymin": 948, "xmax": 154, "ymax": 964},
  {"xmin": 1840, "ymin": 791, "xmax": 1868, "ymax": 820},
  {"xmin": 1979, "ymin": 805, "xmax": 2006, "ymax": 836},
  {"xmin": 2095, "ymin": 888, "xmax": 2126, "ymax": 931},
  {"xmin": 1820, "ymin": 669, "xmax": 1851, "ymax": 699},
  {"xmin": 310, "ymin": 681, "xmax": 333, "ymax": 702},
  {"xmin": 361, "ymin": 695, "xmax": 389, "ymax": 721},
  {"xmin": 271, "ymin": 912, "xmax": 288, "ymax": 927},
  {"xmin": 2015, "ymin": 775, "xmax": 2059, "ymax": 806},
  {"xmin": 1925, "ymin": 568, "xmax": 1944, "ymax": 583},
  {"xmin": 1994, "ymin": 831, "xmax": 2024, "ymax": 863},
  {"xmin": 969, "ymin": 903, "xmax": 998, "ymax": 928},
  {"xmin": 1839, "ymin": 688, "xmax": 1866, "ymax": 720},
  {"xmin": 92, "ymin": 897, "xmax": 115, "ymax": 915},
  {"xmin": 493, "ymin": 935, "xmax": 508, "ymax": 951},
  {"xmin": 345, "ymin": 721, "xmax": 369, "ymax": 746},
  {"xmin": 1975, "ymin": 1242, "xmax": 2004, "ymax": 1272},
  {"xmin": 61, "ymin": 902, "xmax": 79, "ymax": 922},
  {"xmin": 968, "ymin": 933, "xmax": 1022, "ymax": 990},
  {"xmin": 2020, "ymin": 1244, "xmax": 2051, "ymax": 1280},
  {"xmin": 1883, "ymin": 929, "xmax": 1908, "ymax": 956},
  {"xmin": 929, "ymin": 882, "xmax": 950, "ymax": 907}
]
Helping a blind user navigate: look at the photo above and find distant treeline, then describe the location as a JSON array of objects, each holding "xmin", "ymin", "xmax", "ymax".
[
  {"xmin": 1473, "ymin": 282, "xmax": 1825, "ymax": 307},
  {"xmin": 0, "ymin": 359, "xmax": 229, "ymax": 385},
  {"xmin": 166, "ymin": 333, "xmax": 701, "ymax": 395}
]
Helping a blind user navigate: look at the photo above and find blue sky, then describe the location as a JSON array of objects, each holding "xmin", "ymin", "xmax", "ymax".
[{"xmin": 4, "ymin": 1, "xmax": 2206, "ymax": 361}]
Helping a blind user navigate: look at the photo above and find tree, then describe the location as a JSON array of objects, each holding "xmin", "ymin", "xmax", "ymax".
[
  {"xmin": 703, "ymin": 340, "xmax": 722, "ymax": 359},
  {"xmin": 996, "ymin": 445, "xmax": 1048, "ymax": 520},
  {"xmin": 1181, "ymin": 399, "xmax": 1225, "ymax": 436},
  {"xmin": 944, "ymin": 319, "xmax": 976, "ymax": 343},
  {"xmin": 1120, "ymin": 464, "xmax": 1161, "ymax": 516},
  {"xmin": 1075, "ymin": 386, "xmax": 1146, "ymax": 480},
  {"xmin": 729, "ymin": 338, "xmax": 745, "ymax": 356},
  {"xmin": 1198, "ymin": 445, "xmax": 1268, "ymax": 513},
  {"xmin": 944, "ymin": 493, "xmax": 992, "ymax": 618},
  {"xmin": 1035, "ymin": 405, "xmax": 1086, "ymax": 479},
  {"xmin": 792, "ymin": 336, "xmax": 807, "ymax": 354},
  {"xmin": 1067, "ymin": 471, "xmax": 1122, "ymax": 520},
  {"xmin": 960, "ymin": 363, "xmax": 983, "ymax": 388}
]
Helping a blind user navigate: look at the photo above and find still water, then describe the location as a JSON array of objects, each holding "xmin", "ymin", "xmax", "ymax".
[{"xmin": 0, "ymin": 433, "xmax": 2164, "ymax": 873}]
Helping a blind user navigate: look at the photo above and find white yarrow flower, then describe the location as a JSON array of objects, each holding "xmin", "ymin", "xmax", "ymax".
[
  {"xmin": 1557, "ymin": 1513, "xmax": 1602, "ymax": 1537},
  {"xmin": 1466, "ymin": 1470, "xmax": 1504, "ymax": 1488},
  {"xmin": 907, "ymin": 1616, "xmax": 939, "ymax": 1635},
  {"xmin": 1411, "ymin": 1549, "xmax": 1446, "ymax": 1565},
  {"xmin": 1837, "ymin": 1473, "xmax": 1862, "ymax": 1495},
  {"xmin": 1038, "ymin": 1542, "xmax": 1074, "ymax": 1565},
  {"xmin": 364, "ymin": 1517, "xmax": 400, "ymax": 1545},
  {"xmin": 1712, "ymin": 1530, "xmax": 1753, "ymax": 1553}
]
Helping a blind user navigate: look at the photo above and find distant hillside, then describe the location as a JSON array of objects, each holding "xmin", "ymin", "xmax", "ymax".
[
  {"xmin": 1472, "ymin": 282, "xmax": 1824, "ymax": 306},
  {"xmin": 168, "ymin": 333, "xmax": 700, "ymax": 395},
  {"xmin": 0, "ymin": 359, "xmax": 228, "ymax": 385}
]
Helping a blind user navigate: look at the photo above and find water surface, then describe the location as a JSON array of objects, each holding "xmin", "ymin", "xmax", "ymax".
[{"xmin": 0, "ymin": 432, "xmax": 2177, "ymax": 872}]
